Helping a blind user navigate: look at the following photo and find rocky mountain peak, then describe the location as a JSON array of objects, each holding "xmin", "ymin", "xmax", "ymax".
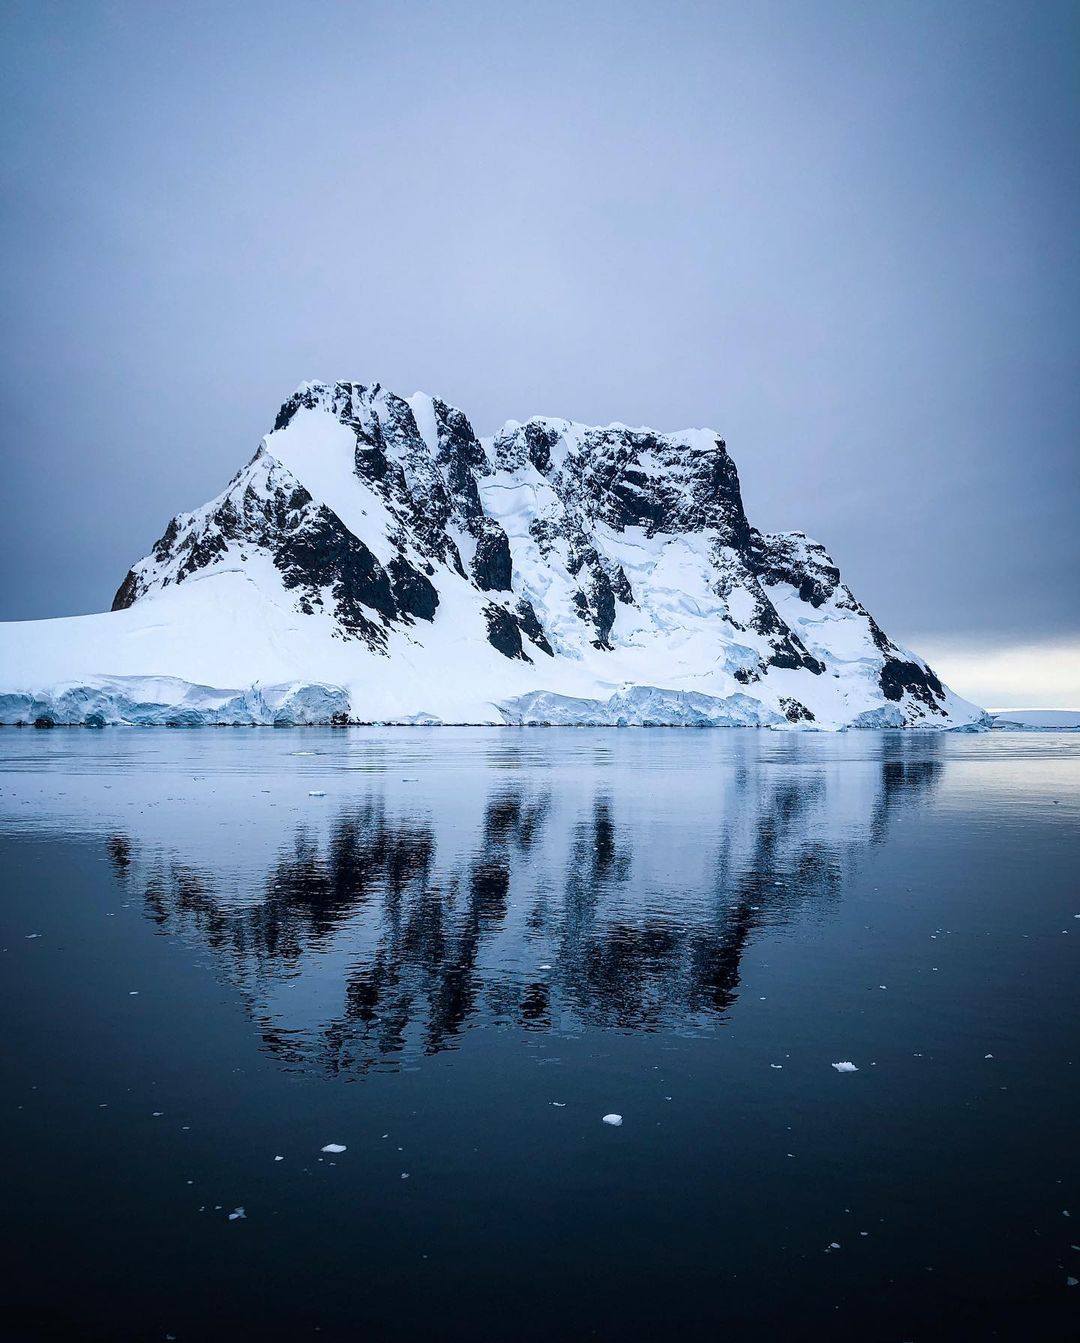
[{"xmin": 43, "ymin": 377, "xmax": 986, "ymax": 729}]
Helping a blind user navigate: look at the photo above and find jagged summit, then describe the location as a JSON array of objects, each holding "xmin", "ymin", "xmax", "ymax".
[{"xmin": 0, "ymin": 380, "xmax": 986, "ymax": 728}]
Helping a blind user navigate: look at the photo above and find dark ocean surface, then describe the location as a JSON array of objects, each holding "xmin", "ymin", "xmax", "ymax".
[{"xmin": 1, "ymin": 728, "xmax": 1077, "ymax": 1341}]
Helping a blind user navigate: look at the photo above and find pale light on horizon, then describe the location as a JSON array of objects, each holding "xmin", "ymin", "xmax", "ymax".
[{"xmin": 915, "ymin": 637, "xmax": 1080, "ymax": 711}]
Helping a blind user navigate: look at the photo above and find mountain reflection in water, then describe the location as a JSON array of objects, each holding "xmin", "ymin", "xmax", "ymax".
[{"xmin": 103, "ymin": 734, "xmax": 942, "ymax": 1075}]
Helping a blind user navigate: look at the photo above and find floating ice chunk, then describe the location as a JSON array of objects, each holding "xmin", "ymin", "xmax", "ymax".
[
  {"xmin": 831, "ymin": 1061, "xmax": 858, "ymax": 1073},
  {"xmin": 308, "ymin": 790, "xmax": 326, "ymax": 798},
  {"xmin": 321, "ymin": 1143, "xmax": 346, "ymax": 1154},
  {"xmin": 25, "ymin": 933, "xmax": 41, "ymax": 939},
  {"xmin": 228, "ymin": 1207, "xmax": 246, "ymax": 1221},
  {"xmin": 551, "ymin": 1102, "xmax": 566, "ymax": 1107},
  {"xmin": 602, "ymin": 1113, "xmax": 623, "ymax": 1126},
  {"xmin": 770, "ymin": 1064, "xmax": 783, "ymax": 1069},
  {"xmin": 502, "ymin": 686, "xmax": 786, "ymax": 729},
  {"xmin": 274, "ymin": 1155, "xmax": 284, "ymax": 1161},
  {"xmin": 828, "ymin": 1242, "xmax": 841, "ymax": 1250},
  {"xmin": 984, "ymin": 1053, "xmax": 994, "ymax": 1059},
  {"xmin": 401, "ymin": 1172, "xmax": 410, "ymax": 1179}
]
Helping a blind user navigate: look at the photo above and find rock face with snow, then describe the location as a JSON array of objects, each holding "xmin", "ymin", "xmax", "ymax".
[{"xmin": 0, "ymin": 380, "xmax": 987, "ymax": 728}]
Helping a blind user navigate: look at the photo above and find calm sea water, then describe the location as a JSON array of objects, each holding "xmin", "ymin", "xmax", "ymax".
[{"xmin": 1, "ymin": 728, "xmax": 1077, "ymax": 1342}]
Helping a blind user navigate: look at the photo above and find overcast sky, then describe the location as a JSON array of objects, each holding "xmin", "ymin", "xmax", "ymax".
[{"xmin": 1, "ymin": 0, "xmax": 1076, "ymax": 704}]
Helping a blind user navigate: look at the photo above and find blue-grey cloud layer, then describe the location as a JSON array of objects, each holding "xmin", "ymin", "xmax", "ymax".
[{"xmin": 1, "ymin": 0, "xmax": 1077, "ymax": 649}]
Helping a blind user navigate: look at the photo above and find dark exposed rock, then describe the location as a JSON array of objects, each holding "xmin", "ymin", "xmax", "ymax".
[
  {"xmin": 515, "ymin": 599, "xmax": 554, "ymax": 656},
  {"xmin": 387, "ymin": 556, "xmax": 439, "ymax": 622},
  {"xmin": 272, "ymin": 384, "xmax": 325, "ymax": 431},
  {"xmin": 750, "ymin": 530, "xmax": 845, "ymax": 610},
  {"xmin": 484, "ymin": 603, "xmax": 531, "ymax": 661},
  {"xmin": 563, "ymin": 545, "xmax": 624, "ymax": 647},
  {"xmin": 745, "ymin": 590, "xmax": 824, "ymax": 674},
  {"xmin": 587, "ymin": 567, "xmax": 616, "ymax": 649},
  {"xmin": 780, "ymin": 697, "xmax": 815, "ymax": 723},
  {"xmin": 432, "ymin": 398, "xmax": 487, "ymax": 521},
  {"xmin": 111, "ymin": 570, "xmax": 142, "ymax": 611},
  {"xmin": 273, "ymin": 507, "xmax": 396, "ymax": 641},
  {"xmin": 751, "ymin": 530, "xmax": 897, "ymax": 668},
  {"xmin": 610, "ymin": 566, "xmax": 635, "ymax": 605},
  {"xmin": 471, "ymin": 523, "xmax": 513, "ymax": 592},
  {"xmin": 880, "ymin": 657, "xmax": 947, "ymax": 714},
  {"xmin": 152, "ymin": 517, "xmax": 181, "ymax": 564}
]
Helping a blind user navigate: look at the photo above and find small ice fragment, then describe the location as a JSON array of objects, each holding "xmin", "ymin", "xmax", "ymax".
[
  {"xmin": 308, "ymin": 790, "xmax": 326, "ymax": 798},
  {"xmin": 401, "ymin": 1172, "xmax": 410, "ymax": 1179},
  {"xmin": 539, "ymin": 964, "xmax": 552, "ymax": 971},
  {"xmin": 770, "ymin": 1064, "xmax": 783, "ymax": 1069},
  {"xmin": 602, "ymin": 1113, "xmax": 623, "ymax": 1126},
  {"xmin": 25, "ymin": 933, "xmax": 41, "ymax": 939},
  {"xmin": 1068, "ymin": 1277, "xmax": 1078, "ymax": 1287},
  {"xmin": 321, "ymin": 1143, "xmax": 347, "ymax": 1154},
  {"xmin": 274, "ymin": 1155, "xmax": 284, "ymax": 1162},
  {"xmin": 228, "ymin": 1207, "xmax": 246, "ymax": 1221},
  {"xmin": 152, "ymin": 1111, "xmax": 163, "ymax": 1117},
  {"xmin": 551, "ymin": 1102, "xmax": 566, "ymax": 1107},
  {"xmin": 878, "ymin": 985, "xmax": 887, "ymax": 990},
  {"xmin": 129, "ymin": 991, "xmax": 139, "ymax": 996},
  {"xmin": 984, "ymin": 1053, "xmax": 994, "ymax": 1059},
  {"xmin": 831, "ymin": 1062, "xmax": 858, "ymax": 1073}
]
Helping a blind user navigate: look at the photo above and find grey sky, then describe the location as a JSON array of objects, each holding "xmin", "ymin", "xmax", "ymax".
[{"xmin": 1, "ymin": 1, "xmax": 1077, "ymax": 698}]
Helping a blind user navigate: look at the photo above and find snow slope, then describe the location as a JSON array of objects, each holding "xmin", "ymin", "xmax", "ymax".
[{"xmin": 0, "ymin": 380, "xmax": 987, "ymax": 729}]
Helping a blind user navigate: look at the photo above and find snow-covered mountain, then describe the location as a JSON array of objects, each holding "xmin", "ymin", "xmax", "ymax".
[{"xmin": 0, "ymin": 380, "xmax": 987, "ymax": 728}]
